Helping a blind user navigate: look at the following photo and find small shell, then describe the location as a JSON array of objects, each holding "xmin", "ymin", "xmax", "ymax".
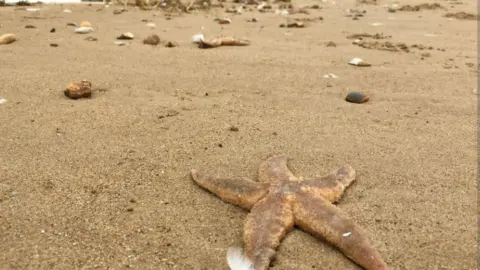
[
  {"xmin": 75, "ymin": 27, "xmax": 93, "ymax": 34},
  {"xmin": 80, "ymin": 21, "xmax": 92, "ymax": 27},
  {"xmin": 348, "ymin": 57, "xmax": 371, "ymax": 67},
  {"xmin": 345, "ymin": 92, "xmax": 369, "ymax": 103},
  {"xmin": 117, "ymin": 32, "xmax": 134, "ymax": 40},
  {"xmin": 0, "ymin": 33, "xmax": 16, "ymax": 45}
]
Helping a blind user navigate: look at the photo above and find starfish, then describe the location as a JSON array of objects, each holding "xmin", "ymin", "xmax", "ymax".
[{"xmin": 190, "ymin": 155, "xmax": 388, "ymax": 270}]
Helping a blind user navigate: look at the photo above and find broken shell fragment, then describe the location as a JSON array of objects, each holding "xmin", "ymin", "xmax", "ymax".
[
  {"xmin": 348, "ymin": 57, "xmax": 371, "ymax": 67},
  {"xmin": 215, "ymin": 17, "xmax": 231, "ymax": 24},
  {"xmin": 80, "ymin": 21, "xmax": 92, "ymax": 27},
  {"xmin": 345, "ymin": 92, "xmax": 369, "ymax": 103},
  {"xmin": 199, "ymin": 36, "xmax": 250, "ymax": 48},
  {"xmin": 0, "ymin": 33, "xmax": 16, "ymax": 45},
  {"xmin": 117, "ymin": 32, "xmax": 134, "ymax": 40},
  {"xmin": 75, "ymin": 27, "xmax": 93, "ymax": 34},
  {"xmin": 192, "ymin": 33, "xmax": 205, "ymax": 43},
  {"xmin": 64, "ymin": 80, "xmax": 92, "ymax": 99}
]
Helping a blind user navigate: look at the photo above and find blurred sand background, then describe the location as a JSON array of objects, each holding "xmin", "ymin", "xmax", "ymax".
[{"xmin": 0, "ymin": 0, "xmax": 477, "ymax": 269}]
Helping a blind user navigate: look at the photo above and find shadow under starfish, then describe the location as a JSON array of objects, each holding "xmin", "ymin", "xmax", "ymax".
[{"xmin": 190, "ymin": 154, "xmax": 388, "ymax": 270}]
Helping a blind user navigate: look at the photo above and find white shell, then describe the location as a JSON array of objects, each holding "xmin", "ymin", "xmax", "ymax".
[
  {"xmin": 192, "ymin": 33, "xmax": 204, "ymax": 43},
  {"xmin": 349, "ymin": 57, "xmax": 364, "ymax": 65},
  {"xmin": 74, "ymin": 27, "xmax": 93, "ymax": 34}
]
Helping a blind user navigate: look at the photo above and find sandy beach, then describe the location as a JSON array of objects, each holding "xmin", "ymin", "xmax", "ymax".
[{"xmin": 0, "ymin": 0, "xmax": 477, "ymax": 269}]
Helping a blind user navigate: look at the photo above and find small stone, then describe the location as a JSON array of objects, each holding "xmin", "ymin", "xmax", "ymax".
[
  {"xmin": 117, "ymin": 32, "xmax": 134, "ymax": 40},
  {"xmin": 113, "ymin": 9, "xmax": 125, "ymax": 14},
  {"xmin": 348, "ymin": 57, "xmax": 371, "ymax": 67},
  {"xmin": 388, "ymin": 8, "xmax": 396, "ymax": 12},
  {"xmin": 146, "ymin": 22, "xmax": 156, "ymax": 29},
  {"xmin": 66, "ymin": 22, "xmax": 77, "ymax": 27},
  {"xmin": 0, "ymin": 33, "xmax": 16, "ymax": 45},
  {"xmin": 64, "ymin": 80, "xmax": 92, "ymax": 100},
  {"xmin": 50, "ymin": 43, "xmax": 58, "ymax": 47},
  {"xmin": 345, "ymin": 92, "xmax": 369, "ymax": 103},
  {"xmin": 80, "ymin": 21, "xmax": 92, "ymax": 28},
  {"xmin": 0, "ymin": 97, "xmax": 7, "ymax": 104},
  {"xmin": 50, "ymin": 28, "xmax": 56, "ymax": 33},
  {"xmin": 143, "ymin": 34, "xmax": 160, "ymax": 45},
  {"xmin": 25, "ymin": 25, "xmax": 36, "ymax": 28},
  {"xmin": 75, "ymin": 27, "xmax": 93, "ymax": 34},
  {"xmin": 326, "ymin": 41, "xmax": 336, "ymax": 47},
  {"xmin": 229, "ymin": 126, "xmax": 239, "ymax": 132},
  {"xmin": 63, "ymin": 9, "xmax": 72, "ymax": 13},
  {"xmin": 165, "ymin": 41, "xmax": 177, "ymax": 47}
]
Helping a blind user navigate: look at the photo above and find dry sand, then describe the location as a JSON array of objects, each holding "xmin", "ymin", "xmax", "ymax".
[{"xmin": 0, "ymin": 0, "xmax": 477, "ymax": 269}]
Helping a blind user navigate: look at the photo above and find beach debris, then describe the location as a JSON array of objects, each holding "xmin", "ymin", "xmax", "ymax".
[
  {"xmin": 146, "ymin": 22, "xmax": 156, "ymax": 29},
  {"xmin": 195, "ymin": 35, "xmax": 250, "ymax": 49},
  {"xmin": 0, "ymin": 97, "xmax": 7, "ymax": 104},
  {"xmin": 25, "ymin": 25, "xmax": 36, "ymax": 28},
  {"xmin": 370, "ymin": 22, "xmax": 383, "ymax": 26},
  {"xmin": 345, "ymin": 92, "xmax": 369, "ymax": 103},
  {"xmin": 50, "ymin": 43, "xmax": 58, "ymax": 47},
  {"xmin": 215, "ymin": 17, "xmax": 232, "ymax": 24},
  {"xmin": 323, "ymin": 73, "xmax": 338, "ymax": 78},
  {"xmin": 342, "ymin": 232, "xmax": 352, "ymax": 237},
  {"xmin": 348, "ymin": 57, "xmax": 371, "ymax": 67},
  {"xmin": 444, "ymin": 12, "xmax": 479, "ymax": 20},
  {"xmin": 398, "ymin": 3, "xmax": 444, "ymax": 11},
  {"xmin": 64, "ymin": 80, "xmax": 92, "ymax": 99},
  {"xmin": 26, "ymin": 8, "xmax": 40, "ymax": 11},
  {"xmin": 0, "ymin": 34, "xmax": 16, "ymax": 45},
  {"xmin": 143, "ymin": 34, "xmax": 161, "ymax": 45},
  {"xmin": 75, "ymin": 27, "xmax": 93, "ymax": 34},
  {"xmin": 85, "ymin": 36, "xmax": 98, "ymax": 41},
  {"xmin": 279, "ymin": 22, "xmax": 305, "ymax": 28},
  {"xmin": 117, "ymin": 32, "xmax": 134, "ymax": 40},
  {"xmin": 63, "ymin": 9, "xmax": 72, "ymax": 13},
  {"xmin": 80, "ymin": 21, "xmax": 92, "ymax": 27},
  {"xmin": 50, "ymin": 28, "xmax": 55, "ymax": 33},
  {"xmin": 114, "ymin": 41, "xmax": 128, "ymax": 46}
]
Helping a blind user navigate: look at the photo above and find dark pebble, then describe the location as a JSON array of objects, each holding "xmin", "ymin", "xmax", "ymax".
[{"xmin": 345, "ymin": 92, "xmax": 369, "ymax": 103}]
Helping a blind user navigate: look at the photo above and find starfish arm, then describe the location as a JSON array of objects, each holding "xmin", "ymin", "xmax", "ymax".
[
  {"xmin": 300, "ymin": 164, "xmax": 356, "ymax": 203},
  {"xmin": 258, "ymin": 155, "xmax": 298, "ymax": 183},
  {"xmin": 293, "ymin": 194, "xmax": 388, "ymax": 270},
  {"xmin": 244, "ymin": 193, "xmax": 295, "ymax": 270},
  {"xmin": 190, "ymin": 169, "xmax": 269, "ymax": 210}
]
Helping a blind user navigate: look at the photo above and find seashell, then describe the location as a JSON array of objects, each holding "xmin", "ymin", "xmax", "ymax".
[
  {"xmin": 0, "ymin": 33, "xmax": 16, "ymax": 45},
  {"xmin": 348, "ymin": 57, "xmax": 371, "ymax": 67},
  {"xmin": 117, "ymin": 32, "xmax": 134, "ymax": 40},
  {"xmin": 75, "ymin": 27, "xmax": 93, "ymax": 34},
  {"xmin": 80, "ymin": 21, "xmax": 92, "ymax": 27},
  {"xmin": 345, "ymin": 92, "xmax": 369, "ymax": 103}
]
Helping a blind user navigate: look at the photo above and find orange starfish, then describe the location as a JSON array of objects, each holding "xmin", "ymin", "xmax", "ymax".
[{"xmin": 190, "ymin": 155, "xmax": 388, "ymax": 270}]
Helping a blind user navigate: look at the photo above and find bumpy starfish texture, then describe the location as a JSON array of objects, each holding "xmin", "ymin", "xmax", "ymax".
[{"xmin": 190, "ymin": 155, "xmax": 388, "ymax": 270}]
